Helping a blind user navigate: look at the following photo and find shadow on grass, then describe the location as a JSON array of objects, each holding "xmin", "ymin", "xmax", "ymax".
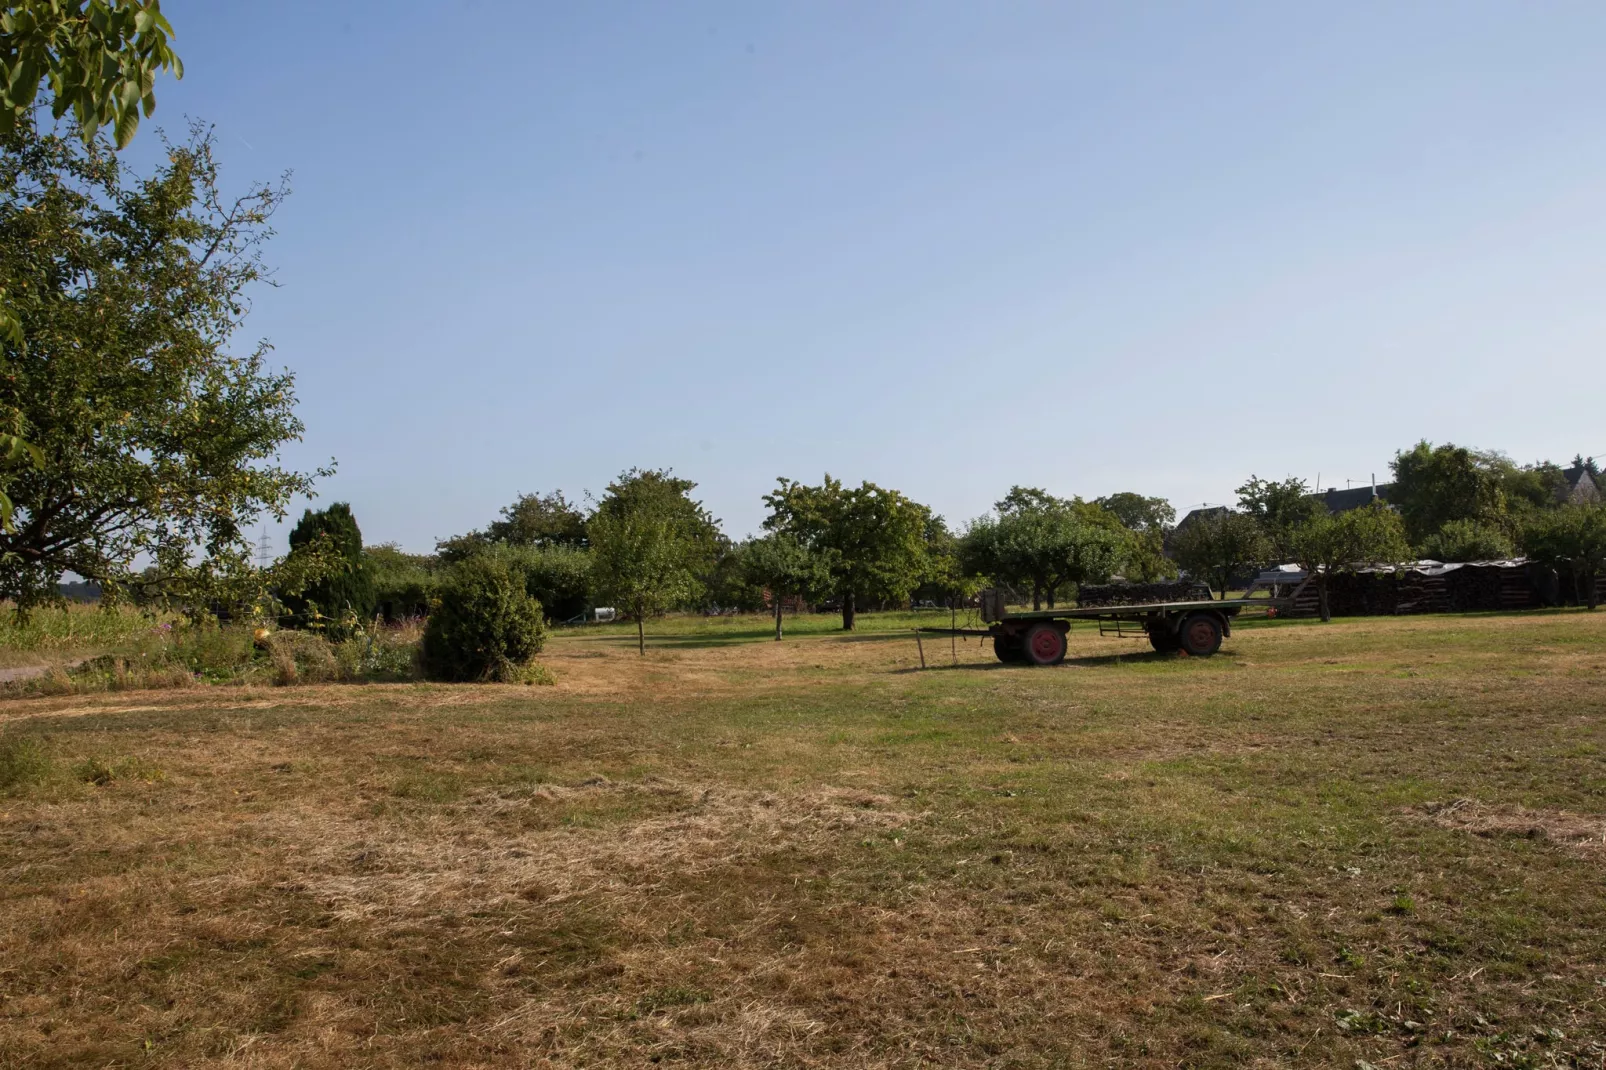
[
  {"xmin": 552, "ymin": 629, "xmax": 920, "ymax": 651},
  {"xmin": 893, "ymin": 648, "xmax": 1242, "ymax": 674}
]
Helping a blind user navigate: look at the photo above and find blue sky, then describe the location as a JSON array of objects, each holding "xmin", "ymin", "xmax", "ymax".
[{"xmin": 148, "ymin": 2, "xmax": 1606, "ymax": 551}]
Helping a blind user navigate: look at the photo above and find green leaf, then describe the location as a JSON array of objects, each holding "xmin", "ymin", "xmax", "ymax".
[{"xmin": 113, "ymin": 102, "xmax": 138, "ymax": 148}]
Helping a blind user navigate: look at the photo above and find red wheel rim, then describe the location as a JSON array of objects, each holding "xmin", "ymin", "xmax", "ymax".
[
  {"xmin": 1186, "ymin": 620, "xmax": 1214, "ymax": 649},
  {"xmin": 1029, "ymin": 627, "xmax": 1063, "ymax": 661}
]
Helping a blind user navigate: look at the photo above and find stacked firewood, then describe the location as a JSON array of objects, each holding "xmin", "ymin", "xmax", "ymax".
[
  {"xmin": 1077, "ymin": 580, "xmax": 1213, "ymax": 608},
  {"xmin": 1441, "ymin": 565, "xmax": 1542, "ymax": 611}
]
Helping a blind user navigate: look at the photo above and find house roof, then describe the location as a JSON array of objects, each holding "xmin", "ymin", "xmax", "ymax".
[
  {"xmin": 1559, "ymin": 465, "xmax": 1601, "ymax": 503},
  {"xmin": 1320, "ymin": 483, "xmax": 1394, "ymax": 514}
]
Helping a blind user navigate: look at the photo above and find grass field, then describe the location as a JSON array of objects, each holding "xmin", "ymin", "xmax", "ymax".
[{"xmin": 3, "ymin": 609, "xmax": 1605, "ymax": 1067}]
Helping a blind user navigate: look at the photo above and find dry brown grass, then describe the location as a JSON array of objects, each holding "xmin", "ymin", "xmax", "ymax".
[{"xmin": 3, "ymin": 610, "xmax": 1606, "ymax": 1067}]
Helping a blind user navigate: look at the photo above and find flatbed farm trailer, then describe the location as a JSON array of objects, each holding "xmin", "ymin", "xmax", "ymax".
[{"xmin": 936, "ymin": 588, "xmax": 1295, "ymax": 666}]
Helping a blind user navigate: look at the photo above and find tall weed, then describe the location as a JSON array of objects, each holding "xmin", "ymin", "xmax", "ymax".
[
  {"xmin": 0, "ymin": 602, "xmax": 167, "ymax": 653},
  {"xmin": 0, "ymin": 735, "xmax": 55, "ymax": 793}
]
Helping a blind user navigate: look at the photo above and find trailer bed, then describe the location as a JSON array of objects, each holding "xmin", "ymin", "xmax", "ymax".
[
  {"xmin": 957, "ymin": 587, "xmax": 1302, "ymax": 665},
  {"xmin": 997, "ymin": 598, "xmax": 1276, "ymax": 621}
]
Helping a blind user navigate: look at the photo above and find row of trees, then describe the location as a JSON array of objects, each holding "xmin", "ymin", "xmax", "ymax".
[
  {"xmin": 1170, "ymin": 444, "xmax": 1606, "ymax": 618},
  {"xmin": 321, "ymin": 477, "xmax": 1193, "ymax": 652}
]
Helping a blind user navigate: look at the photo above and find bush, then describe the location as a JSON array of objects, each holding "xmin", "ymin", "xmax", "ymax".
[
  {"xmin": 280, "ymin": 503, "xmax": 376, "ymax": 636},
  {"xmin": 512, "ymin": 544, "xmax": 592, "ymax": 622},
  {"xmin": 1418, "ymin": 519, "xmax": 1513, "ymax": 562},
  {"xmin": 0, "ymin": 735, "xmax": 54, "ymax": 793},
  {"xmin": 365, "ymin": 543, "xmax": 439, "ymax": 622},
  {"xmin": 422, "ymin": 557, "xmax": 547, "ymax": 681}
]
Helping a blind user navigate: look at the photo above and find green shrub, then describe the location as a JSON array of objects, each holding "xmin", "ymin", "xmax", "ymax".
[
  {"xmin": 422, "ymin": 557, "xmax": 546, "ymax": 682},
  {"xmin": 496, "ymin": 543, "xmax": 591, "ymax": 622},
  {"xmin": 365, "ymin": 543, "xmax": 439, "ymax": 621},
  {"xmin": 1418, "ymin": 519, "xmax": 1513, "ymax": 562},
  {"xmin": 281, "ymin": 503, "xmax": 376, "ymax": 636},
  {"xmin": 264, "ymin": 630, "xmax": 339, "ymax": 685},
  {"xmin": 0, "ymin": 735, "xmax": 54, "ymax": 792}
]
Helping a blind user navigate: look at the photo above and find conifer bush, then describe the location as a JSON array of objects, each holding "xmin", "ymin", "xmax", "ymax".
[{"xmin": 422, "ymin": 557, "xmax": 546, "ymax": 681}]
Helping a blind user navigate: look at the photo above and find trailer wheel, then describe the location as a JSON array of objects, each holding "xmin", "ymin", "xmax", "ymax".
[
  {"xmin": 1179, "ymin": 613, "xmax": 1223, "ymax": 657},
  {"xmin": 1148, "ymin": 627, "xmax": 1180, "ymax": 653},
  {"xmin": 1023, "ymin": 622, "xmax": 1068, "ymax": 666},
  {"xmin": 993, "ymin": 635, "xmax": 1023, "ymax": 663}
]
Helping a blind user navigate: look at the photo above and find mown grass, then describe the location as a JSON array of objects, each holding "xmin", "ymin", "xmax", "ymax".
[{"xmin": 0, "ymin": 610, "xmax": 1603, "ymax": 1067}]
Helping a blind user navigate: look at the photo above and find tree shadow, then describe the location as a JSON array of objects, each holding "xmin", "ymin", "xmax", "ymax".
[{"xmin": 891, "ymin": 648, "xmax": 1238, "ymax": 674}]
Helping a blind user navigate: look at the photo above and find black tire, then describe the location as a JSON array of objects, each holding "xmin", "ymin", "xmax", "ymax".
[
  {"xmin": 1178, "ymin": 613, "xmax": 1223, "ymax": 657},
  {"xmin": 1022, "ymin": 622, "xmax": 1068, "ymax": 666},
  {"xmin": 1148, "ymin": 627, "xmax": 1180, "ymax": 653},
  {"xmin": 993, "ymin": 635, "xmax": 1024, "ymax": 663}
]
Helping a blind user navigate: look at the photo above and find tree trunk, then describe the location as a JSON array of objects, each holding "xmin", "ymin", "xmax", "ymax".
[
  {"xmin": 1032, "ymin": 583, "xmax": 1042, "ymax": 611},
  {"xmin": 1318, "ymin": 582, "xmax": 1332, "ymax": 623},
  {"xmin": 1588, "ymin": 569, "xmax": 1600, "ymax": 611},
  {"xmin": 636, "ymin": 605, "xmax": 645, "ymax": 655},
  {"xmin": 774, "ymin": 592, "xmax": 784, "ymax": 640},
  {"xmin": 841, "ymin": 591, "xmax": 856, "ymax": 631}
]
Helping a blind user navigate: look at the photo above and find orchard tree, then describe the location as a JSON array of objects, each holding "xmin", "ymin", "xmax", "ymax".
[
  {"xmin": 1522, "ymin": 504, "xmax": 1606, "ymax": 610},
  {"xmin": 1170, "ymin": 510, "xmax": 1269, "ymax": 600},
  {"xmin": 1390, "ymin": 441, "xmax": 1508, "ymax": 546},
  {"xmin": 961, "ymin": 488, "xmax": 1126, "ymax": 609},
  {"xmin": 742, "ymin": 531, "xmax": 830, "ymax": 640},
  {"xmin": 487, "ymin": 490, "xmax": 587, "ymax": 548},
  {"xmin": 438, "ymin": 490, "xmax": 587, "ymax": 561},
  {"xmin": 1095, "ymin": 491, "xmax": 1177, "ymax": 582},
  {"xmin": 0, "ymin": 121, "xmax": 322, "ymax": 608},
  {"xmin": 281, "ymin": 503, "xmax": 374, "ymax": 635},
  {"xmin": 1236, "ymin": 475, "xmax": 1324, "ymax": 561},
  {"xmin": 587, "ymin": 468, "xmax": 718, "ymax": 654},
  {"xmin": 763, "ymin": 475, "xmax": 929, "ymax": 630},
  {"xmin": 1095, "ymin": 492, "xmax": 1174, "ymax": 534},
  {"xmin": 1418, "ymin": 519, "xmax": 1513, "ymax": 563},
  {"xmin": 1, "ymin": 1, "xmax": 184, "ymax": 511},
  {"xmin": 1292, "ymin": 502, "xmax": 1411, "ymax": 622}
]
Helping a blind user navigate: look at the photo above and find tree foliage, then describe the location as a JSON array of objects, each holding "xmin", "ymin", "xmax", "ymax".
[
  {"xmin": 0, "ymin": 120, "xmax": 321, "ymax": 607},
  {"xmin": 1095, "ymin": 491, "xmax": 1177, "ymax": 583},
  {"xmin": 1521, "ymin": 504, "xmax": 1606, "ymax": 611},
  {"xmin": 1292, "ymin": 502, "xmax": 1411, "ymax": 622},
  {"xmin": 421, "ymin": 555, "xmax": 546, "ymax": 681},
  {"xmin": 364, "ymin": 542, "xmax": 438, "ymax": 622},
  {"xmin": 437, "ymin": 490, "xmax": 586, "ymax": 561},
  {"xmin": 1, "ymin": 0, "xmax": 182, "ymax": 148},
  {"xmin": 1236, "ymin": 475, "xmax": 1324, "ymax": 561},
  {"xmin": 499, "ymin": 542, "xmax": 591, "ymax": 623},
  {"xmin": 1390, "ymin": 442, "xmax": 1512, "ymax": 546},
  {"xmin": 587, "ymin": 468, "xmax": 716, "ymax": 653},
  {"xmin": 1095, "ymin": 492, "xmax": 1174, "ymax": 534},
  {"xmin": 1170, "ymin": 510, "xmax": 1269, "ymax": 600},
  {"xmin": 741, "ymin": 531, "xmax": 830, "ymax": 640},
  {"xmin": 281, "ymin": 503, "xmax": 373, "ymax": 635},
  {"xmin": 961, "ymin": 487, "xmax": 1126, "ymax": 609},
  {"xmin": 763, "ymin": 475, "xmax": 930, "ymax": 630},
  {"xmin": 1418, "ymin": 519, "xmax": 1513, "ymax": 563}
]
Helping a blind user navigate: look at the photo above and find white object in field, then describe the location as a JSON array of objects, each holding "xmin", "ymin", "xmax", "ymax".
[{"xmin": 594, "ymin": 607, "xmax": 617, "ymax": 622}]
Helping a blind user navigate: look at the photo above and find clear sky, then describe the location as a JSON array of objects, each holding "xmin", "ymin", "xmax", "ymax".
[{"xmin": 147, "ymin": 2, "xmax": 1606, "ymax": 552}]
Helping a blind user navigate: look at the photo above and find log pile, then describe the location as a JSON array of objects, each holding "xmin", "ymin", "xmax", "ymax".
[
  {"xmin": 1443, "ymin": 565, "xmax": 1542, "ymax": 612},
  {"xmin": 1295, "ymin": 561, "xmax": 1549, "ymax": 617},
  {"xmin": 1078, "ymin": 580, "xmax": 1214, "ymax": 608}
]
